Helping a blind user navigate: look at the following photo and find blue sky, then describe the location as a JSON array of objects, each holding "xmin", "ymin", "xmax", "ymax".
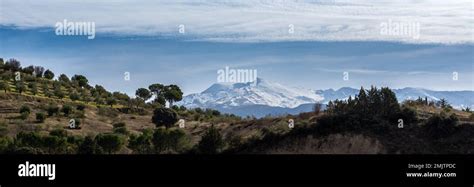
[{"xmin": 0, "ymin": 1, "xmax": 473, "ymax": 96}]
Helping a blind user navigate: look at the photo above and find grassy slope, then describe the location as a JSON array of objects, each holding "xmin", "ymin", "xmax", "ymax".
[{"xmin": 1, "ymin": 90, "xmax": 473, "ymax": 154}]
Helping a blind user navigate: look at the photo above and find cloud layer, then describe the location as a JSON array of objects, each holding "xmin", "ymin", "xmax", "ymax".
[{"xmin": 1, "ymin": 0, "xmax": 472, "ymax": 44}]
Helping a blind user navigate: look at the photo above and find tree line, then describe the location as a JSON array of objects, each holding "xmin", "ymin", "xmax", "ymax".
[{"xmin": 0, "ymin": 58, "xmax": 184, "ymax": 111}]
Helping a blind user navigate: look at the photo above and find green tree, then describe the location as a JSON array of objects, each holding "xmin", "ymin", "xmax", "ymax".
[
  {"xmin": 106, "ymin": 97, "xmax": 117, "ymax": 107},
  {"xmin": 94, "ymin": 96, "xmax": 104, "ymax": 105},
  {"xmin": 464, "ymin": 107, "xmax": 471, "ymax": 112},
  {"xmin": 0, "ymin": 136, "xmax": 12, "ymax": 153},
  {"xmin": 28, "ymin": 82, "xmax": 38, "ymax": 95},
  {"xmin": 366, "ymin": 86, "xmax": 381, "ymax": 115},
  {"xmin": 19, "ymin": 105, "xmax": 31, "ymax": 120},
  {"xmin": 95, "ymin": 133, "xmax": 124, "ymax": 154},
  {"xmin": 46, "ymin": 104, "xmax": 59, "ymax": 116},
  {"xmin": 113, "ymin": 92, "xmax": 130, "ymax": 105},
  {"xmin": 69, "ymin": 92, "xmax": 80, "ymax": 101},
  {"xmin": 34, "ymin": 66, "xmax": 45, "ymax": 78},
  {"xmin": 197, "ymin": 126, "xmax": 224, "ymax": 154},
  {"xmin": 58, "ymin": 74, "xmax": 70, "ymax": 83},
  {"xmin": 128, "ymin": 130, "xmax": 153, "ymax": 154},
  {"xmin": 380, "ymin": 87, "xmax": 400, "ymax": 118},
  {"xmin": 15, "ymin": 81, "xmax": 26, "ymax": 94},
  {"xmin": 43, "ymin": 69, "xmax": 55, "ymax": 80},
  {"xmin": 163, "ymin": 85, "xmax": 183, "ymax": 107},
  {"xmin": 41, "ymin": 83, "xmax": 50, "ymax": 96},
  {"xmin": 355, "ymin": 87, "xmax": 368, "ymax": 113},
  {"xmin": 438, "ymin": 98, "xmax": 450, "ymax": 108},
  {"xmin": 136, "ymin": 88, "xmax": 152, "ymax": 101},
  {"xmin": 51, "ymin": 82, "xmax": 63, "ymax": 99},
  {"xmin": 15, "ymin": 132, "xmax": 42, "ymax": 148},
  {"xmin": 42, "ymin": 135, "xmax": 67, "ymax": 153},
  {"xmin": 76, "ymin": 88, "xmax": 89, "ymax": 103},
  {"xmin": 152, "ymin": 107, "xmax": 178, "ymax": 128},
  {"xmin": 152, "ymin": 128, "xmax": 188, "ymax": 153},
  {"xmin": 78, "ymin": 136, "xmax": 102, "ymax": 154},
  {"xmin": 71, "ymin": 75, "xmax": 89, "ymax": 88},
  {"xmin": 22, "ymin": 65, "xmax": 35, "ymax": 75},
  {"xmin": 149, "ymin": 83, "xmax": 166, "ymax": 105},
  {"xmin": 5, "ymin": 59, "xmax": 21, "ymax": 71},
  {"xmin": 0, "ymin": 81, "xmax": 9, "ymax": 92}
]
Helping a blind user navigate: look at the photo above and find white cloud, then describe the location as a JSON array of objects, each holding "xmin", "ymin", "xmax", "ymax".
[{"xmin": 1, "ymin": 0, "xmax": 472, "ymax": 44}]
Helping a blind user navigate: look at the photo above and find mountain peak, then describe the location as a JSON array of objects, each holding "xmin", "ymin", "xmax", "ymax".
[
  {"xmin": 178, "ymin": 79, "xmax": 473, "ymax": 117},
  {"xmin": 180, "ymin": 77, "xmax": 324, "ymax": 109}
]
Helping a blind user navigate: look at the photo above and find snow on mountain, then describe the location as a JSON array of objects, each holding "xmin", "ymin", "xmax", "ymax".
[
  {"xmin": 179, "ymin": 78, "xmax": 324, "ymax": 109},
  {"xmin": 177, "ymin": 79, "xmax": 474, "ymax": 117}
]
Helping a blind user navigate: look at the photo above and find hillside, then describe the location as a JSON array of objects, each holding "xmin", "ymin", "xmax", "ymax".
[{"xmin": 0, "ymin": 58, "xmax": 473, "ymax": 154}]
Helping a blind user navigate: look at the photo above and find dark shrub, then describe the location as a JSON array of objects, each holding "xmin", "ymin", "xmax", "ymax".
[
  {"xmin": 46, "ymin": 104, "xmax": 60, "ymax": 116},
  {"xmin": 95, "ymin": 133, "xmax": 124, "ymax": 154},
  {"xmin": 197, "ymin": 126, "xmax": 224, "ymax": 154},
  {"xmin": 152, "ymin": 107, "xmax": 178, "ymax": 128},
  {"xmin": 424, "ymin": 114, "xmax": 458, "ymax": 139},
  {"xmin": 61, "ymin": 105, "xmax": 73, "ymax": 116},
  {"xmin": 35, "ymin": 112, "xmax": 46, "ymax": 123}
]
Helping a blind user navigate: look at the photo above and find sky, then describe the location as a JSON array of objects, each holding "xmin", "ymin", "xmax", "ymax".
[{"xmin": 0, "ymin": 0, "xmax": 473, "ymax": 96}]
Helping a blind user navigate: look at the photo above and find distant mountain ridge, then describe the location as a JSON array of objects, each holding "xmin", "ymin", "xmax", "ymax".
[{"xmin": 177, "ymin": 78, "xmax": 474, "ymax": 117}]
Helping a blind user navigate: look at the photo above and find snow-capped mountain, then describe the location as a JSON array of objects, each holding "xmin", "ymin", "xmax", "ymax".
[
  {"xmin": 177, "ymin": 78, "xmax": 474, "ymax": 117},
  {"xmin": 179, "ymin": 78, "xmax": 324, "ymax": 109}
]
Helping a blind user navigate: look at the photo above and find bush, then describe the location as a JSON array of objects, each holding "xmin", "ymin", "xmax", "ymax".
[
  {"xmin": 128, "ymin": 131, "xmax": 153, "ymax": 154},
  {"xmin": 78, "ymin": 136, "xmax": 102, "ymax": 154},
  {"xmin": 54, "ymin": 88, "xmax": 65, "ymax": 99},
  {"xmin": 19, "ymin": 105, "xmax": 31, "ymax": 114},
  {"xmin": 15, "ymin": 82, "xmax": 26, "ymax": 94},
  {"xmin": 42, "ymin": 135, "xmax": 67, "ymax": 153},
  {"xmin": 15, "ymin": 132, "xmax": 43, "ymax": 148},
  {"xmin": 35, "ymin": 112, "xmax": 46, "ymax": 123},
  {"xmin": 20, "ymin": 112, "xmax": 29, "ymax": 120},
  {"xmin": 95, "ymin": 133, "xmax": 124, "ymax": 154},
  {"xmin": 152, "ymin": 107, "xmax": 178, "ymax": 128},
  {"xmin": 46, "ymin": 104, "xmax": 60, "ymax": 116},
  {"xmin": 424, "ymin": 114, "xmax": 458, "ymax": 139},
  {"xmin": 396, "ymin": 107, "xmax": 418, "ymax": 127},
  {"xmin": 76, "ymin": 104, "xmax": 86, "ymax": 111},
  {"xmin": 0, "ymin": 136, "xmax": 12, "ymax": 153},
  {"xmin": 152, "ymin": 128, "xmax": 188, "ymax": 153},
  {"xmin": 61, "ymin": 105, "xmax": 74, "ymax": 116},
  {"xmin": 197, "ymin": 126, "xmax": 224, "ymax": 154},
  {"xmin": 69, "ymin": 92, "xmax": 80, "ymax": 101},
  {"xmin": 19, "ymin": 105, "xmax": 31, "ymax": 120},
  {"xmin": 112, "ymin": 122, "xmax": 128, "ymax": 134}
]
